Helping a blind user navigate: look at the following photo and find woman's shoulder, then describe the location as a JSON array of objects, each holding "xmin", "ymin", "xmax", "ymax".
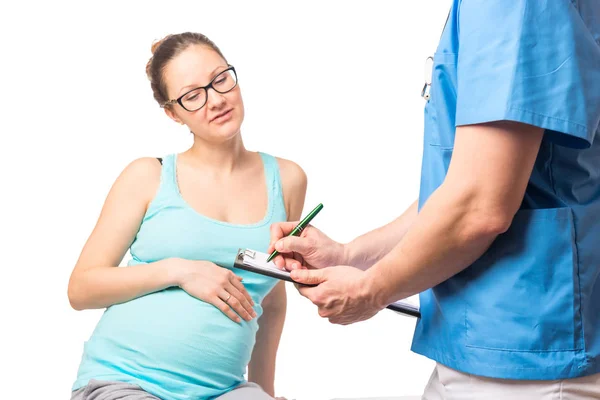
[
  {"xmin": 270, "ymin": 156, "xmax": 307, "ymax": 218},
  {"xmin": 272, "ymin": 156, "xmax": 307, "ymax": 190},
  {"xmin": 120, "ymin": 157, "xmax": 162, "ymax": 181},
  {"xmin": 113, "ymin": 157, "xmax": 163, "ymax": 202}
]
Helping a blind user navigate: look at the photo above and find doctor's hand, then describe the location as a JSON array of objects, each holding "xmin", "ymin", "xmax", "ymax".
[
  {"xmin": 268, "ymin": 222, "xmax": 346, "ymax": 271},
  {"xmin": 290, "ymin": 265, "xmax": 384, "ymax": 325}
]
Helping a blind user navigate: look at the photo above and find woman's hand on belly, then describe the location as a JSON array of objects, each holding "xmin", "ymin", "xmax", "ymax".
[{"xmin": 173, "ymin": 258, "xmax": 258, "ymax": 323}]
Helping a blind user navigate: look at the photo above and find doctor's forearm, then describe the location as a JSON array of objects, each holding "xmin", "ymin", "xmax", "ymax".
[
  {"xmin": 345, "ymin": 199, "xmax": 418, "ymax": 270},
  {"xmin": 364, "ymin": 184, "xmax": 510, "ymax": 306}
]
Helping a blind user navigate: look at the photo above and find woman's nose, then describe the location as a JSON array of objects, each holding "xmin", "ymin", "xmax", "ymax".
[{"xmin": 206, "ymin": 88, "xmax": 226, "ymax": 108}]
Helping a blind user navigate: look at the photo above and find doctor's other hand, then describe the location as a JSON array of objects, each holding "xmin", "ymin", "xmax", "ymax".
[
  {"xmin": 173, "ymin": 258, "xmax": 257, "ymax": 323},
  {"xmin": 291, "ymin": 265, "xmax": 383, "ymax": 325},
  {"xmin": 268, "ymin": 222, "xmax": 346, "ymax": 271}
]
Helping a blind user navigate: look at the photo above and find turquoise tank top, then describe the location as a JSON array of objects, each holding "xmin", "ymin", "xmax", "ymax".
[{"xmin": 72, "ymin": 152, "xmax": 287, "ymax": 400}]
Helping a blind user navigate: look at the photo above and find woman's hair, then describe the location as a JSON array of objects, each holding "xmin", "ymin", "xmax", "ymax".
[{"xmin": 146, "ymin": 32, "xmax": 227, "ymax": 107}]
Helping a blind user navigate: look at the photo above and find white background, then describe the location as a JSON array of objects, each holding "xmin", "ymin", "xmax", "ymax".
[{"xmin": 1, "ymin": 1, "xmax": 451, "ymax": 399}]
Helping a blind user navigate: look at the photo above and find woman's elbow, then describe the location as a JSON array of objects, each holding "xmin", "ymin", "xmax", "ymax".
[
  {"xmin": 67, "ymin": 274, "xmax": 87, "ymax": 311},
  {"xmin": 68, "ymin": 288, "xmax": 83, "ymax": 311}
]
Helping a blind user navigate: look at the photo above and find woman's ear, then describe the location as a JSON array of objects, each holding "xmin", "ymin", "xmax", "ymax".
[{"xmin": 164, "ymin": 107, "xmax": 184, "ymax": 125}]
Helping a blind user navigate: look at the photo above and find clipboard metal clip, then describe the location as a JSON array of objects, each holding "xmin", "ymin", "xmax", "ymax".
[{"xmin": 243, "ymin": 249, "xmax": 256, "ymax": 259}]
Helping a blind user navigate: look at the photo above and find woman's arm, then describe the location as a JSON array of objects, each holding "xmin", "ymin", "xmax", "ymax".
[
  {"xmin": 67, "ymin": 158, "xmax": 174, "ymax": 310},
  {"xmin": 69, "ymin": 157, "xmax": 257, "ymax": 320},
  {"xmin": 247, "ymin": 281, "xmax": 287, "ymax": 395},
  {"xmin": 248, "ymin": 158, "xmax": 307, "ymax": 395}
]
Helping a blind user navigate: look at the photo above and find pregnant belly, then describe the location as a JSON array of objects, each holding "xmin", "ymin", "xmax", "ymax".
[{"xmin": 83, "ymin": 288, "xmax": 259, "ymax": 391}]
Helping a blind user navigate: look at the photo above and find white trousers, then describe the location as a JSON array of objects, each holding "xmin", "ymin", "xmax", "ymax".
[{"xmin": 422, "ymin": 363, "xmax": 600, "ymax": 400}]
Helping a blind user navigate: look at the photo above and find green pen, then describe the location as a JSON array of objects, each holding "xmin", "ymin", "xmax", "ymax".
[{"xmin": 266, "ymin": 203, "xmax": 324, "ymax": 262}]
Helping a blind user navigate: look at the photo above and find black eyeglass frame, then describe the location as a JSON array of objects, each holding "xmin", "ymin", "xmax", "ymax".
[{"xmin": 162, "ymin": 65, "xmax": 238, "ymax": 111}]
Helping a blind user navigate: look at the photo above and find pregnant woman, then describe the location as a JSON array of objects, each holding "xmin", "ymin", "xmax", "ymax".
[{"xmin": 67, "ymin": 32, "xmax": 307, "ymax": 400}]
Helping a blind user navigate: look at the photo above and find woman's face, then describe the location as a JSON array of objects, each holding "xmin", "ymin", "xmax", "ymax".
[{"xmin": 163, "ymin": 44, "xmax": 244, "ymax": 142}]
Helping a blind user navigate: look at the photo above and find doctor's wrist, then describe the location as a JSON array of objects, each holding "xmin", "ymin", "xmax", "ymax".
[
  {"xmin": 341, "ymin": 241, "xmax": 357, "ymax": 267},
  {"xmin": 343, "ymin": 241, "xmax": 369, "ymax": 270},
  {"xmin": 362, "ymin": 266, "xmax": 399, "ymax": 310}
]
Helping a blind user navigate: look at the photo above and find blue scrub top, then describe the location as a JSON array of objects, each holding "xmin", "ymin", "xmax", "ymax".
[{"xmin": 412, "ymin": 0, "xmax": 600, "ymax": 380}]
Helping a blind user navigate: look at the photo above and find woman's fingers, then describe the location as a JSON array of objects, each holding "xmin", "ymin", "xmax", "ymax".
[
  {"xmin": 230, "ymin": 274, "xmax": 255, "ymax": 306},
  {"xmin": 225, "ymin": 283, "xmax": 256, "ymax": 321},
  {"xmin": 213, "ymin": 296, "xmax": 242, "ymax": 323}
]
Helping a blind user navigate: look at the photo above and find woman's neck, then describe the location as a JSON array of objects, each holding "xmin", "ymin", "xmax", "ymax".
[{"xmin": 182, "ymin": 133, "xmax": 251, "ymax": 174}]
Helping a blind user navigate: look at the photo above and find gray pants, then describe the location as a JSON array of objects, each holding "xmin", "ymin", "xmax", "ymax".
[{"xmin": 71, "ymin": 379, "xmax": 275, "ymax": 400}]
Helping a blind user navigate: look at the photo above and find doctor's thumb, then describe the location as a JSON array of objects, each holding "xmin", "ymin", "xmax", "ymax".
[
  {"xmin": 275, "ymin": 236, "xmax": 312, "ymax": 255},
  {"xmin": 291, "ymin": 269, "xmax": 324, "ymax": 286}
]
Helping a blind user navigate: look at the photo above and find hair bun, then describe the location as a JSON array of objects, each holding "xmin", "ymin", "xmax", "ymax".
[
  {"xmin": 151, "ymin": 35, "xmax": 171, "ymax": 54},
  {"xmin": 150, "ymin": 39, "xmax": 163, "ymax": 55}
]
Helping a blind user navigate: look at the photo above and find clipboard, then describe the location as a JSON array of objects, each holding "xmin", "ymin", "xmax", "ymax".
[{"xmin": 234, "ymin": 248, "xmax": 421, "ymax": 318}]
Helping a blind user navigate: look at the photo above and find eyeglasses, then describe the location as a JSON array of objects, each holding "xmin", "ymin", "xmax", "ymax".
[{"xmin": 162, "ymin": 66, "xmax": 238, "ymax": 112}]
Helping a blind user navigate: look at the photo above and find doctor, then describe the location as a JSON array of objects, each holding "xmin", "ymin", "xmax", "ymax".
[{"xmin": 269, "ymin": 0, "xmax": 600, "ymax": 398}]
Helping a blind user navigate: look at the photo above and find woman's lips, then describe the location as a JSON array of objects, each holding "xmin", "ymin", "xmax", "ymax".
[{"xmin": 211, "ymin": 109, "xmax": 233, "ymax": 123}]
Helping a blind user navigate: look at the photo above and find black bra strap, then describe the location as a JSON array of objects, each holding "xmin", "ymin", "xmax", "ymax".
[{"xmin": 156, "ymin": 157, "xmax": 163, "ymax": 165}]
